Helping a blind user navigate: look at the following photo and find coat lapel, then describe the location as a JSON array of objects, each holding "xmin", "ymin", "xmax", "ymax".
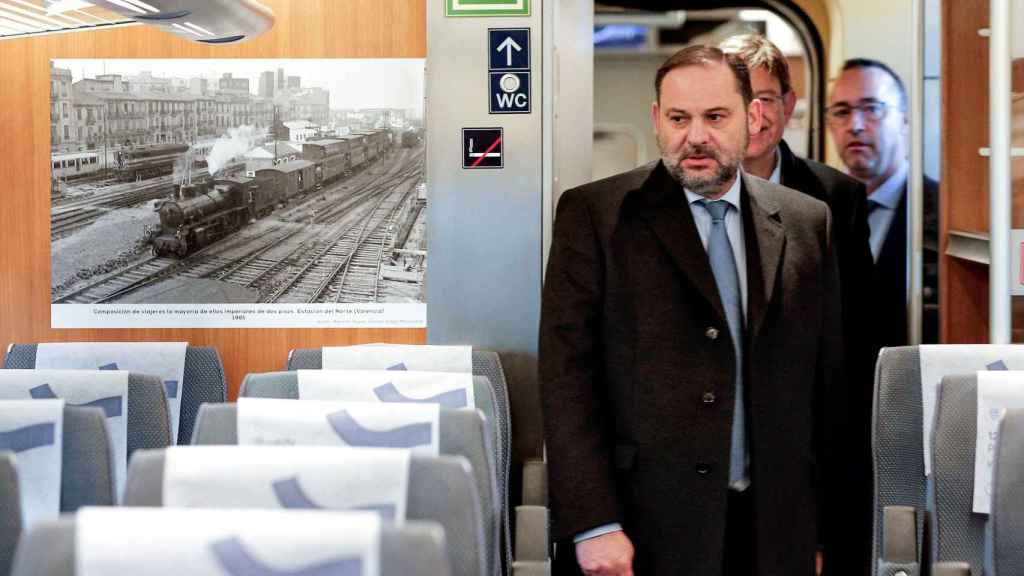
[
  {"xmin": 639, "ymin": 163, "xmax": 726, "ymax": 322},
  {"xmin": 742, "ymin": 173, "xmax": 786, "ymax": 337}
]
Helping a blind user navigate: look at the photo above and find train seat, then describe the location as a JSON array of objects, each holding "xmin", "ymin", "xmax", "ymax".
[
  {"xmin": 285, "ymin": 346, "xmax": 518, "ymax": 570},
  {"xmin": 928, "ymin": 375, "xmax": 987, "ymax": 574},
  {"xmin": 0, "ymin": 405, "xmax": 114, "ymax": 576},
  {"xmin": 0, "ymin": 370, "xmax": 172, "ymax": 465},
  {"xmin": 123, "ymin": 446, "xmax": 484, "ymax": 576},
  {"xmin": 11, "ymin": 509, "xmax": 451, "ymax": 576},
  {"xmin": 192, "ymin": 401, "xmax": 500, "ymax": 576},
  {"xmin": 3, "ymin": 344, "xmax": 227, "ymax": 445},
  {"xmin": 873, "ymin": 346, "xmax": 1024, "ymax": 576},
  {"xmin": 0, "ymin": 454, "xmax": 18, "ymax": 576},
  {"xmin": 991, "ymin": 409, "xmax": 1024, "ymax": 575}
]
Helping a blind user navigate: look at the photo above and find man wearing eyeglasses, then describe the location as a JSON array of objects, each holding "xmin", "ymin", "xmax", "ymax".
[
  {"xmin": 827, "ymin": 58, "xmax": 939, "ymax": 348},
  {"xmin": 721, "ymin": 35, "xmax": 876, "ymax": 576}
]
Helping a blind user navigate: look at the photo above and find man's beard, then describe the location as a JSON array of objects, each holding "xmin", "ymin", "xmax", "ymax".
[{"xmin": 662, "ymin": 142, "xmax": 742, "ymax": 197}]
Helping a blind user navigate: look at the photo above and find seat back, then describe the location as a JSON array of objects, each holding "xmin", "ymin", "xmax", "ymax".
[
  {"xmin": 193, "ymin": 402, "xmax": 500, "ymax": 576},
  {"xmin": 3, "ymin": 344, "xmax": 226, "ymax": 444},
  {"xmin": 872, "ymin": 345, "xmax": 1024, "ymax": 575},
  {"xmin": 124, "ymin": 448, "xmax": 485, "ymax": 576},
  {"xmin": 60, "ymin": 406, "xmax": 116, "ymax": 511},
  {"xmin": 0, "ymin": 406, "xmax": 114, "ymax": 576},
  {"xmin": 991, "ymin": 409, "xmax": 1024, "ymax": 575},
  {"xmin": 240, "ymin": 370, "xmax": 502, "ymax": 510},
  {"xmin": 11, "ymin": 515, "xmax": 452, "ymax": 576},
  {"xmin": 928, "ymin": 375, "xmax": 986, "ymax": 574},
  {"xmin": 0, "ymin": 453, "xmax": 20, "ymax": 576},
  {"xmin": 286, "ymin": 346, "xmax": 512, "ymax": 568},
  {"xmin": 874, "ymin": 347, "xmax": 929, "ymax": 574}
]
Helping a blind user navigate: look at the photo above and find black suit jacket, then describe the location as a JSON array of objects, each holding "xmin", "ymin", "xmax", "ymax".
[
  {"xmin": 539, "ymin": 162, "xmax": 847, "ymax": 575},
  {"xmin": 777, "ymin": 140, "xmax": 875, "ymax": 574},
  {"xmin": 875, "ymin": 175, "xmax": 940, "ymax": 347}
]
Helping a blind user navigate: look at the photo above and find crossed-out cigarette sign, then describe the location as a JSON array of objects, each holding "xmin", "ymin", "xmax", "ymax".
[{"xmin": 462, "ymin": 128, "xmax": 503, "ymax": 169}]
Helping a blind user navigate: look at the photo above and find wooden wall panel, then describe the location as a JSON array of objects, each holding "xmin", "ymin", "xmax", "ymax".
[
  {"xmin": 0, "ymin": 0, "xmax": 427, "ymax": 399},
  {"xmin": 940, "ymin": 0, "xmax": 990, "ymax": 342},
  {"xmin": 941, "ymin": 0, "xmax": 988, "ymax": 236}
]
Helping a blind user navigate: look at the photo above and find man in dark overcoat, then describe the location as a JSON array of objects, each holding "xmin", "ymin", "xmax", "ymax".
[{"xmin": 540, "ymin": 45, "xmax": 848, "ymax": 576}]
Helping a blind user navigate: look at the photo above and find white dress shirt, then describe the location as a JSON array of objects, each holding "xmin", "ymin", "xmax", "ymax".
[
  {"xmin": 768, "ymin": 148, "xmax": 783, "ymax": 185},
  {"xmin": 866, "ymin": 161, "xmax": 908, "ymax": 262}
]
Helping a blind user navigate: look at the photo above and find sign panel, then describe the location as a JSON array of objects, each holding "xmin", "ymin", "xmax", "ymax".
[
  {"xmin": 462, "ymin": 128, "xmax": 503, "ymax": 169},
  {"xmin": 489, "ymin": 71, "xmax": 530, "ymax": 114},
  {"xmin": 488, "ymin": 28, "xmax": 530, "ymax": 70},
  {"xmin": 446, "ymin": 0, "xmax": 529, "ymax": 17}
]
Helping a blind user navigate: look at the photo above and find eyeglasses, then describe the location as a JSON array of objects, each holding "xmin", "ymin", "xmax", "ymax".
[
  {"xmin": 756, "ymin": 94, "xmax": 785, "ymax": 110},
  {"xmin": 825, "ymin": 101, "xmax": 897, "ymax": 125}
]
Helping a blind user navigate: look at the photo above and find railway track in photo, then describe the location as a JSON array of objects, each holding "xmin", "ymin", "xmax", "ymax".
[
  {"xmin": 52, "ymin": 153, "xmax": 424, "ymax": 305},
  {"xmin": 261, "ymin": 169, "xmax": 421, "ymax": 304}
]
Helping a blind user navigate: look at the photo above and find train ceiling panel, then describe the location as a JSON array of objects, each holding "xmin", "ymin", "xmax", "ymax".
[
  {"xmin": 1, "ymin": 0, "xmax": 274, "ymax": 43},
  {"xmin": 0, "ymin": 0, "xmax": 134, "ymax": 39}
]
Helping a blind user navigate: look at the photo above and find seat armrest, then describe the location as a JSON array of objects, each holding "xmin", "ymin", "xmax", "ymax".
[
  {"xmin": 515, "ymin": 505, "xmax": 549, "ymax": 563},
  {"xmin": 512, "ymin": 560, "xmax": 550, "ymax": 576},
  {"xmin": 883, "ymin": 505, "xmax": 918, "ymax": 563},
  {"xmin": 932, "ymin": 562, "xmax": 971, "ymax": 576},
  {"xmin": 522, "ymin": 459, "xmax": 547, "ymax": 506}
]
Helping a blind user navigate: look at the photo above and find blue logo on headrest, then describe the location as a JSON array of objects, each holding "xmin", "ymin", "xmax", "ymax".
[
  {"xmin": 988, "ymin": 360, "xmax": 1009, "ymax": 371},
  {"xmin": 386, "ymin": 362, "xmax": 408, "ymax": 371},
  {"xmin": 29, "ymin": 384, "xmax": 122, "ymax": 418},
  {"xmin": 373, "ymin": 382, "xmax": 467, "ymax": 409},
  {"xmin": 211, "ymin": 536, "xmax": 362, "ymax": 576},
  {"xmin": 0, "ymin": 422, "xmax": 55, "ymax": 453},
  {"xmin": 272, "ymin": 476, "xmax": 397, "ymax": 521},
  {"xmin": 164, "ymin": 380, "xmax": 179, "ymax": 399},
  {"xmin": 326, "ymin": 410, "xmax": 431, "ymax": 448}
]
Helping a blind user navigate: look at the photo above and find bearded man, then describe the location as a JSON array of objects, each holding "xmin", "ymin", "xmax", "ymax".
[{"xmin": 539, "ymin": 45, "xmax": 851, "ymax": 576}]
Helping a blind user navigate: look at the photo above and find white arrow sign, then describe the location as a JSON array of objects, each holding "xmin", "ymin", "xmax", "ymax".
[{"xmin": 496, "ymin": 36, "xmax": 522, "ymax": 67}]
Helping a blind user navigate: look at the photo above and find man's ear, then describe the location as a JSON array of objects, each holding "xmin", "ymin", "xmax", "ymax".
[
  {"xmin": 782, "ymin": 90, "xmax": 797, "ymax": 124},
  {"xmin": 748, "ymin": 98, "xmax": 764, "ymax": 136}
]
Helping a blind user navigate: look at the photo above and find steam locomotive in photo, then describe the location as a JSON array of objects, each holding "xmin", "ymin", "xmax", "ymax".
[{"xmin": 151, "ymin": 130, "xmax": 393, "ymax": 257}]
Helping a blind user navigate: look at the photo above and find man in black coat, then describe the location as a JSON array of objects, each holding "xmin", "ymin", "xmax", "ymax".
[
  {"xmin": 540, "ymin": 45, "xmax": 848, "ymax": 576},
  {"xmin": 721, "ymin": 35, "xmax": 877, "ymax": 574},
  {"xmin": 827, "ymin": 58, "xmax": 940, "ymax": 347}
]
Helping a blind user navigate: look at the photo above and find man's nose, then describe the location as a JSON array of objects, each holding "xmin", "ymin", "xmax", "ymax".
[
  {"xmin": 688, "ymin": 119, "xmax": 710, "ymax": 143},
  {"xmin": 849, "ymin": 110, "xmax": 867, "ymax": 133}
]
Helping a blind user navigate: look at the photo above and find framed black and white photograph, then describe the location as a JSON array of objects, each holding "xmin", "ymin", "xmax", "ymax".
[{"xmin": 48, "ymin": 58, "xmax": 426, "ymax": 328}]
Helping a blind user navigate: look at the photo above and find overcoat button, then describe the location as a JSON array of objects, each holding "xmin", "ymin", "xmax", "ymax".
[
  {"xmin": 705, "ymin": 327, "xmax": 719, "ymax": 340},
  {"xmin": 696, "ymin": 463, "xmax": 711, "ymax": 475},
  {"xmin": 702, "ymin": 392, "xmax": 716, "ymax": 404}
]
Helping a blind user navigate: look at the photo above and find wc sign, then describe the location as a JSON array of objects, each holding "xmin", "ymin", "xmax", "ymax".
[{"xmin": 488, "ymin": 28, "xmax": 530, "ymax": 114}]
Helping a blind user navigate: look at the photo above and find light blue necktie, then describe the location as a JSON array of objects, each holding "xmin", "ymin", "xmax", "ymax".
[{"xmin": 700, "ymin": 199, "xmax": 748, "ymax": 490}]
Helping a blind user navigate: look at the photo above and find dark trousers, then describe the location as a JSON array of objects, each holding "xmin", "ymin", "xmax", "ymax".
[
  {"xmin": 552, "ymin": 488, "xmax": 759, "ymax": 575},
  {"xmin": 723, "ymin": 487, "xmax": 757, "ymax": 576}
]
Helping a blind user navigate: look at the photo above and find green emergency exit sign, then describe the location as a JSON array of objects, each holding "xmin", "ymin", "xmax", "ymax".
[{"xmin": 445, "ymin": 0, "xmax": 529, "ymax": 17}]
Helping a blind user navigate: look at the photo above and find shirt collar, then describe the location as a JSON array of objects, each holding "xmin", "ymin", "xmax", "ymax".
[
  {"xmin": 768, "ymin": 148, "xmax": 782, "ymax": 184},
  {"xmin": 867, "ymin": 161, "xmax": 908, "ymax": 210},
  {"xmin": 684, "ymin": 170, "xmax": 743, "ymax": 212}
]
